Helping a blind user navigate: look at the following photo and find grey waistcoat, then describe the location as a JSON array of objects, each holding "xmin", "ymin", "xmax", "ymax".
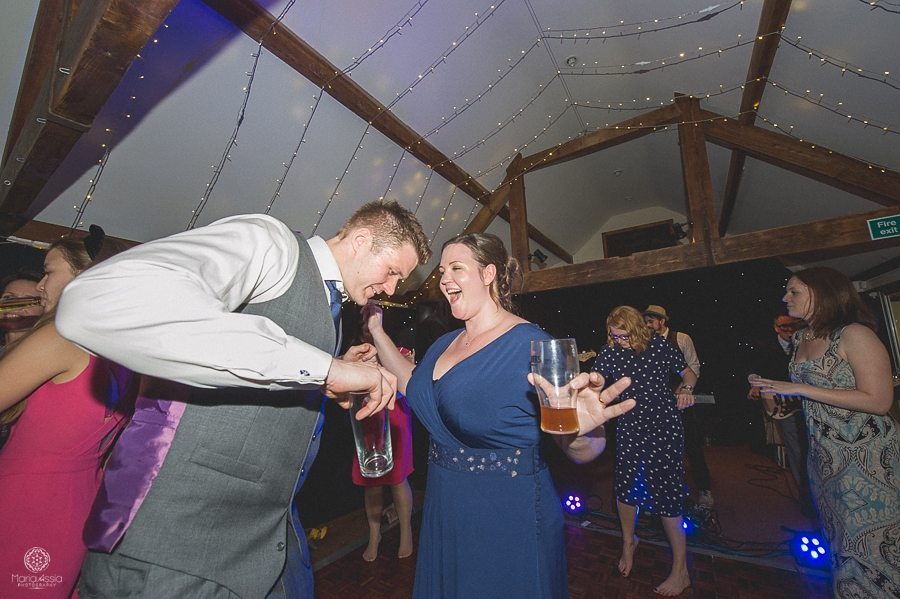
[{"xmin": 114, "ymin": 234, "xmax": 334, "ymax": 598}]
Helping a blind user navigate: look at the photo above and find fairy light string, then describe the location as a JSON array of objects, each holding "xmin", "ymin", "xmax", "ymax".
[
  {"xmin": 309, "ymin": 1, "xmax": 507, "ymax": 233},
  {"xmin": 69, "ymin": 147, "xmax": 111, "ymax": 231},
  {"xmin": 542, "ymin": 1, "xmax": 744, "ymax": 40},
  {"xmin": 187, "ymin": 0, "xmax": 297, "ymax": 229},
  {"xmin": 856, "ymin": 0, "xmax": 900, "ymax": 14},
  {"xmin": 267, "ymin": 1, "xmax": 430, "ymax": 215}
]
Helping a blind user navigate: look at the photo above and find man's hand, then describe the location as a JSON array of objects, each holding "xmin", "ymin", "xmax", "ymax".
[
  {"xmin": 324, "ymin": 358, "xmax": 396, "ymax": 418},
  {"xmin": 343, "ymin": 343, "xmax": 377, "ymax": 364}
]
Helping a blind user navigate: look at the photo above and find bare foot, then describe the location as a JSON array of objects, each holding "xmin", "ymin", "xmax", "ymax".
[
  {"xmin": 653, "ymin": 569, "xmax": 690, "ymax": 596},
  {"xmin": 617, "ymin": 536, "xmax": 639, "ymax": 577},
  {"xmin": 398, "ymin": 533, "xmax": 413, "ymax": 559},
  {"xmin": 363, "ymin": 533, "xmax": 381, "ymax": 562}
]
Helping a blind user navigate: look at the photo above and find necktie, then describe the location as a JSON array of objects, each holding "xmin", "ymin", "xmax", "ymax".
[{"xmin": 325, "ymin": 280, "xmax": 343, "ymax": 352}]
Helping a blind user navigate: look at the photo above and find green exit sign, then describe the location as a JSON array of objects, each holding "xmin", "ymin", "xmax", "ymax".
[{"xmin": 867, "ymin": 215, "xmax": 900, "ymax": 240}]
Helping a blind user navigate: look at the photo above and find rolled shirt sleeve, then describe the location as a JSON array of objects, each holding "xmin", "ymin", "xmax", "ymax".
[
  {"xmin": 677, "ymin": 332, "xmax": 701, "ymax": 379},
  {"xmin": 56, "ymin": 214, "xmax": 333, "ymax": 390}
]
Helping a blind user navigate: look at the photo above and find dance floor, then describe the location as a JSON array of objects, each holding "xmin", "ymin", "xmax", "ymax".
[{"xmin": 310, "ymin": 444, "xmax": 832, "ymax": 598}]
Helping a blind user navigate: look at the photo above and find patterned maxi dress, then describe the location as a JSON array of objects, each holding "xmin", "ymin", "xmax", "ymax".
[{"xmin": 789, "ymin": 327, "xmax": 900, "ymax": 598}]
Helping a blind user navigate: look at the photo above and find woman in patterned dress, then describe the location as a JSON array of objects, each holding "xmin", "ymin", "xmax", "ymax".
[
  {"xmin": 751, "ymin": 267, "xmax": 898, "ymax": 598},
  {"xmin": 592, "ymin": 306, "xmax": 698, "ymax": 597}
]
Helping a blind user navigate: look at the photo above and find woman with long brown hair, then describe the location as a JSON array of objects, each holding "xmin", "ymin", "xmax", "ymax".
[
  {"xmin": 0, "ymin": 229, "xmax": 134, "ymax": 599},
  {"xmin": 751, "ymin": 267, "xmax": 897, "ymax": 598},
  {"xmin": 592, "ymin": 305, "xmax": 698, "ymax": 597}
]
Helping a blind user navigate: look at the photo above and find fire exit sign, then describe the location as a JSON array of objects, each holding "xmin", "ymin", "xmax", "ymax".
[{"xmin": 867, "ymin": 215, "xmax": 900, "ymax": 240}]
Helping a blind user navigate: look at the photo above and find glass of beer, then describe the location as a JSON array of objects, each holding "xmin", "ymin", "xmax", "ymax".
[{"xmin": 530, "ymin": 338, "xmax": 580, "ymax": 435}]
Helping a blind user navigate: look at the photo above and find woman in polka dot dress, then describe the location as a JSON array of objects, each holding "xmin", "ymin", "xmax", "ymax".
[{"xmin": 592, "ymin": 305, "xmax": 697, "ymax": 597}]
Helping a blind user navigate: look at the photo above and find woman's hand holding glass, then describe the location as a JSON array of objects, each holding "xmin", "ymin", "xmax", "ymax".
[{"xmin": 528, "ymin": 371, "xmax": 635, "ymax": 437}]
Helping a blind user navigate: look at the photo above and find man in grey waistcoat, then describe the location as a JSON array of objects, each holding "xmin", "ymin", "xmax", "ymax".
[{"xmin": 56, "ymin": 200, "xmax": 431, "ymax": 598}]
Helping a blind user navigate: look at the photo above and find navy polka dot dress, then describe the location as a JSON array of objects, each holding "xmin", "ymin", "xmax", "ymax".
[{"xmin": 593, "ymin": 335, "xmax": 688, "ymax": 517}]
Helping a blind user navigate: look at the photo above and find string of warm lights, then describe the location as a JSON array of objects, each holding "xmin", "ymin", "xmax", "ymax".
[
  {"xmin": 69, "ymin": 147, "xmax": 111, "ymax": 231},
  {"xmin": 413, "ymin": 169, "xmax": 436, "ymax": 215},
  {"xmin": 419, "ymin": 38, "xmax": 543, "ymax": 141},
  {"xmin": 856, "ymin": 0, "xmax": 900, "ymax": 14},
  {"xmin": 65, "ymin": 23, "xmax": 172, "ymax": 231},
  {"xmin": 573, "ymin": 79, "xmax": 747, "ymax": 110},
  {"xmin": 562, "ymin": 32, "xmax": 767, "ymax": 75},
  {"xmin": 187, "ymin": 0, "xmax": 297, "ymax": 229},
  {"xmin": 523, "ymin": 0, "xmax": 584, "ymax": 130},
  {"xmin": 342, "ymin": 1, "xmax": 430, "ymax": 73},
  {"xmin": 380, "ymin": 149, "xmax": 408, "ymax": 201},
  {"xmin": 755, "ymin": 113, "xmax": 896, "ymax": 173},
  {"xmin": 780, "ymin": 34, "xmax": 898, "ymax": 91},
  {"xmin": 267, "ymin": 1, "xmax": 429, "ymax": 215},
  {"xmin": 309, "ymin": 1, "xmax": 507, "ymax": 232},
  {"xmin": 541, "ymin": 1, "xmax": 744, "ymax": 39},
  {"xmin": 766, "ymin": 79, "xmax": 898, "ymax": 136},
  {"xmin": 427, "ymin": 185, "xmax": 458, "ymax": 244},
  {"xmin": 265, "ymin": 91, "xmax": 323, "ymax": 215}
]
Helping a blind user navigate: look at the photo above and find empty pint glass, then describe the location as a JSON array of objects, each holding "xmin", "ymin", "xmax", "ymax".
[
  {"xmin": 530, "ymin": 338, "xmax": 580, "ymax": 435},
  {"xmin": 349, "ymin": 392, "xmax": 393, "ymax": 478}
]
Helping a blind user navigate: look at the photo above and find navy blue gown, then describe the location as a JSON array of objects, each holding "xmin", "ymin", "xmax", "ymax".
[
  {"xmin": 406, "ymin": 323, "xmax": 567, "ymax": 598},
  {"xmin": 592, "ymin": 335, "xmax": 687, "ymax": 517}
]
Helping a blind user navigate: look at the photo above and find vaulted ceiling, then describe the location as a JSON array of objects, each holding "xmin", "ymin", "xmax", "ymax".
[{"xmin": 1, "ymin": 0, "xmax": 898, "ymax": 297}]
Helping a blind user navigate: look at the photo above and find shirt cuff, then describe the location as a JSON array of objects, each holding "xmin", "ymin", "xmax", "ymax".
[{"xmin": 269, "ymin": 337, "xmax": 334, "ymax": 389}]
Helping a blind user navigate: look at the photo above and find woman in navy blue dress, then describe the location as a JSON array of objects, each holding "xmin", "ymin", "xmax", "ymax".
[
  {"xmin": 365, "ymin": 233, "xmax": 634, "ymax": 598},
  {"xmin": 592, "ymin": 305, "xmax": 697, "ymax": 597}
]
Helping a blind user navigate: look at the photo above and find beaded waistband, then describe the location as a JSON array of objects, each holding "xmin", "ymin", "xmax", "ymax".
[{"xmin": 428, "ymin": 440, "xmax": 545, "ymax": 477}]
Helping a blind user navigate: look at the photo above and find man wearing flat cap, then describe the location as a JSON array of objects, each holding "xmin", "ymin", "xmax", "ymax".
[{"xmin": 643, "ymin": 305, "xmax": 714, "ymax": 508}]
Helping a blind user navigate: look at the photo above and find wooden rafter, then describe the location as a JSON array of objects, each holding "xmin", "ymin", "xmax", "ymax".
[
  {"xmin": 0, "ymin": 0, "xmax": 180, "ymax": 235},
  {"xmin": 2, "ymin": 0, "xmax": 68, "ymax": 164},
  {"xmin": 675, "ymin": 95, "xmax": 718, "ymax": 245},
  {"xmin": 719, "ymin": 0, "xmax": 793, "ymax": 235},
  {"xmin": 515, "ymin": 103, "xmax": 681, "ymax": 176},
  {"xmin": 507, "ymin": 154, "xmax": 529, "ymax": 274},
  {"xmin": 524, "ymin": 206, "xmax": 900, "ymax": 293},
  {"xmin": 700, "ymin": 108, "xmax": 900, "ymax": 205},
  {"xmin": 203, "ymin": 0, "xmax": 570, "ymax": 264}
]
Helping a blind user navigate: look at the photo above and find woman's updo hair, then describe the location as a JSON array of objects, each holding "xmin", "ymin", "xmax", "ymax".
[
  {"xmin": 49, "ymin": 225, "xmax": 126, "ymax": 273},
  {"xmin": 441, "ymin": 233, "xmax": 522, "ymax": 313}
]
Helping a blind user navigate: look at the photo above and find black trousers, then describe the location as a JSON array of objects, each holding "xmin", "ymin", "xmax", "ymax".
[{"xmin": 681, "ymin": 407, "xmax": 711, "ymax": 491}]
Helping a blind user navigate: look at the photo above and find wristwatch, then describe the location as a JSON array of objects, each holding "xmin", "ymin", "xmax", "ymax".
[{"xmin": 681, "ymin": 385, "xmax": 694, "ymax": 393}]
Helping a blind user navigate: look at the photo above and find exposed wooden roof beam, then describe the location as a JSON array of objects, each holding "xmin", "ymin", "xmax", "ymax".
[
  {"xmin": 516, "ymin": 103, "xmax": 680, "ymax": 175},
  {"xmin": 675, "ymin": 95, "xmax": 718, "ymax": 245},
  {"xmin": 507, "ymin": 154, "xmax": 530, "ymax": 273},
  {"xmin": 700, "ymin": 109, "xmax": 900, "ymax": 205},
  {"xmin": 11, "ymin": 218, "xmax": 138, "ymax": 248},
  {"xmin": 524, "ymin": 206, "xmax": 900, "ymax": 293},
  {"xmin": 2, "ymin": 0, "xmax": 69, "ymax": 164},
  {"xmin": 203, "ymin": 0, "xmax": 570, "ymax": 264},
  {"xmin": 719, "ymin": 0, "xmax": 793, "ymax": 236},
  {"xmin": 0, "ymin": 0, "xmax": 179, "ymax": 235}
]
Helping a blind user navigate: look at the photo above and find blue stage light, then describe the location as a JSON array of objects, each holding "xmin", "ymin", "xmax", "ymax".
[
  {"xmin": 563, "ymin": 494, "xmax": 584, "ymax": 514},
  {"xmin": 791, "ymin": 531, "xmax": 829, "ymax": 569}
]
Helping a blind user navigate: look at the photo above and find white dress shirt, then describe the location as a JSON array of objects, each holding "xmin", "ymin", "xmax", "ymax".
[{"xmin": 56, "ymin": 214, "xmax": 340, "ymax": 390}]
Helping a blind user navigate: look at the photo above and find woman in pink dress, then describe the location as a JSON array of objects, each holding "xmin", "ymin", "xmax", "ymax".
[{"xmin": 0, "ymin": 230, "xmax": 134, "ymax": 598}]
